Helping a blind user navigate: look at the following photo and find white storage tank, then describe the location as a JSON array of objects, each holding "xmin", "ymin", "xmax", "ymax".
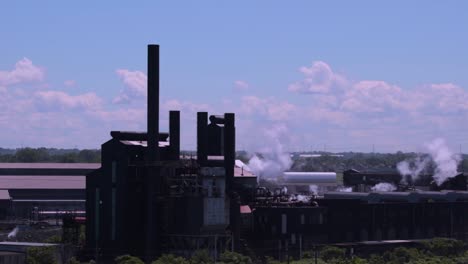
[{"xmin": 283, "ymin": 172, "xmax": 337, "ymax": 186}]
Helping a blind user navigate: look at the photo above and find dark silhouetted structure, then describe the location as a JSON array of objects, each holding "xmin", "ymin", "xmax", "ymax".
[{"xmin": 86, "ymin": 45, "xmax": 241, "ymax": 262}]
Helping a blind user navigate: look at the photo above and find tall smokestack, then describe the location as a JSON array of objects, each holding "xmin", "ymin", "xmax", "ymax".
[
  {"xmin": 169, "ymin": 110, "xmax": 180, "ymax": 160},
  {"xmin": 147, "ymin": 44, "xmax": 160, "ymax": 162}
]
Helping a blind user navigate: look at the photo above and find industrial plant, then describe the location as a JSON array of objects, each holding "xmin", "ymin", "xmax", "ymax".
[
  {"xmin": 1, "ymin": 45, "xmax": 468, "ymax": 263},
  {"xmin": 83, "ymin": 45, "xmax": 468, "ymax": 262}
]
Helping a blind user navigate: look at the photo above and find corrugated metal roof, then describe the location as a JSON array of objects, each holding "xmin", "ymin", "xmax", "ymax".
[
  {"xmin": 0, "ymin": 190, "xmax": 10, "ymax": 200},
  {"xmin": 0, "ymin": 176, "xmax": 84, "ymax": 189},
  {"xmin": 234, "ymin": 166, "xmax": 255, "ymax": 177},
  {"xmin": 0, "ymin": 163, "xmax": 100, "ymax": 169},
  {"xmin": 234, "ymin": 160, "xmax": 255, "ymax": 177}
]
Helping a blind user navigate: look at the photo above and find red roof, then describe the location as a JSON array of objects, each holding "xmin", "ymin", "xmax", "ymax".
[{"xmin": 240, "ymin": 205, "xmax": 252, "ymax": 214}]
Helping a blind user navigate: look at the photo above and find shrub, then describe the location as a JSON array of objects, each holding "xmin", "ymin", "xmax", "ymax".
[
  {"xmin": 25, "ymin": 246, "xmax": 57, "ymax": 264},
  {"xmin": 115, "ymin": 254, "xmax": 144, "ymax": 264},
  {"xmin": 219, "ymin": 251, "xmax": 252, "ymax": 264},
  {"xmin": 320, "ymin": 246, "xmax": 346, "ymax": 261},
  {"xmin": 421, "ymin": 238, "xmax": 465, "ymax": 257},
  {"xmin": 67, "ymin": 257, "xmax": 80, "ymax": 264},
  {"xmin": 190, "ymin": 250, "xmax": 212, "ymax": 264},
  {"xmin": 152, "ymin": 254, "xmax": 189, "ymax": 264}
]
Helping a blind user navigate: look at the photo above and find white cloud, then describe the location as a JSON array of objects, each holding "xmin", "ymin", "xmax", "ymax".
[
  {"xmin": 113, "ymin": 69, "xmax": 147, "ymax": 103},
  {"xmin": 34, "ymin": 90, "xmax": 102, "ymax": 111},
  {"xmin": 341, "ymin": 80, "xmax": 405, "ymax": 112},
  {"xmin": 234, "ymin": 80, "xmax": 249, "ymax": 91},
  {"xmin": 64, "ymin": 80, "xmax": 76, "ymax": 87},
  {"xmin": 288, "ymin": 61, "xmax": 347, "ymax": 93},
  {"xmin": 0, "ymin": 58, "xmax": 45, "ymax": 86}
]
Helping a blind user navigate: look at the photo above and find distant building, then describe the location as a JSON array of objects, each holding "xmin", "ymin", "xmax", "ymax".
[{"xmin": 0, "ymin": 163, "xmax": 98, "ymax": 220}]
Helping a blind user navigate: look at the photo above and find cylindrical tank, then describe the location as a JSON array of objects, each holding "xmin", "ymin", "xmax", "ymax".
[{"xmin": 283, "ymin": 172, "xmax": 337, "ymax": 185}]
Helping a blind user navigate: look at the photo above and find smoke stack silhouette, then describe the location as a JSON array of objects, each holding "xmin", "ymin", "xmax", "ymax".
[{"xmin": 147, "ymin": 44, "xmax": 160, "ymax": 162}]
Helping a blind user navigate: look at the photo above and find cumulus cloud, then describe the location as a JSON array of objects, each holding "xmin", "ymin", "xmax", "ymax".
[
  {"xmin": 239, "ymin": 96, "xmax": 297, "ymax": 121},
  {"xmin": 64, "ymin": 80, "xmax": 76, "ymax": 87},
  {"xmin": 234, "ymin": 80, "xmax": 249, "ymax": 91},
  {"xmin": 341, "ymin": 80, "xmax": 406, "ymax": 112},
  {"xmin": 34, "ymin": 90, "xmax": 102, "ymax": 111},
  {"xmin": 113, "ymin": 69, "xmax": 147, "ymax": 103},
  {"xmin": 0, "ymin": 58, "xmax": 45, "ymax": 86},
  {"xmin": 288, "ymin": 61, "xmax": 347, "ymax": 93}
]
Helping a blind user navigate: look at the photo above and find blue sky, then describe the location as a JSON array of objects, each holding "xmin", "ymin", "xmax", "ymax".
[{"xmin": 1, "ymin": 1, "xmax": 468, "ymax": 152}]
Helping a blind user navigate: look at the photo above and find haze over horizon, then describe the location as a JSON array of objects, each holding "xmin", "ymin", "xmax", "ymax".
[{"xmin": 1, "ymin": 1, "xmax": 468, "ymax": 153}]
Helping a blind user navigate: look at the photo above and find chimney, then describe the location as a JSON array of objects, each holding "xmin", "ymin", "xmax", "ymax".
[
  {"xmin": 169, "ymin": 110, "xmax": 180, "ymax": 160},
  {"xmin": 147, "ymin": 44, "xmax": 160, "ymax": 162},
  {"xmin": 224, "ymin": 113, "xmax": 235, "ymax": 192},
  {"xmin": 197, "ymin": 112, "xmax": 208, "ymax": 164}
]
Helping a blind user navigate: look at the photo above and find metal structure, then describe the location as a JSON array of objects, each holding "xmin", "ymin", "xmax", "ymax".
[
  {"xmin": 283, "ymin": 172, "xmax": 336, "ymax": 185},
  {"xmin": 85, "ymin": 45, "xmax": 243, "ymax": 262},
  {"xmin": 83, "ymin": 44, "xmax": 468, "ymax": 263}
]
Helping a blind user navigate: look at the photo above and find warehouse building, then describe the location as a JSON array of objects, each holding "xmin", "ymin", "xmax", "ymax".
[{"xmin": 0, "ymin": 163, "xmax": 98, "ymax": 220}]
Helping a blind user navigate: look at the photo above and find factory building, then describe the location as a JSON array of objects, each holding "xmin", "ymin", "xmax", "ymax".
[
  {"xmin": 0, "ymin": 163, "xmax": 98, "ymax": 220},
  {"xmin": 85, "ymin": 45, "xmax": 250, "ymax": 261},
  {"xmin": 248, "ymin": 191, "xmax": 468, "ymax": 260},
  {"xmin": 84, "ymin": 44, "xmax": 468, "ymax": 262},
  {"xmin": 343, "ymin": 169, "xmax": 467, "ymax": 191}
]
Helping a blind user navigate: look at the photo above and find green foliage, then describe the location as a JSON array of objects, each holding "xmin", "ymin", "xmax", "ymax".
[
  {"xmin": 45, "ymin": 234, "xmax": 62, "ymax": 243},
  {"xmin": 67, "ymin": 257, "xmax": 80, "ymax": 264},
  {"xmin": 0, "ymin": 147, "xmax": 100, "ymax": 163},
  {"xmin": 382, "ymin": 247, "xmax": 424, "ymax": 264},
  {"xmin": 16, "ymin": 148, "xmax": 50, "ymax": 162},
  {"xmin": 327, "ymin": 257, "xmax": 368, "ymax": 264},
  {"xmin": 420, "ymin": 237, "xmax": 465, "ymax": 257},
  {"xmin": 79, "ymin": 225, "xmax": 86, "ymax": 245},
  {"xmin": 152, "ymin": 254, "xmax": 189, "ymax": 264},
  {"xmin": 115, "ymin": 255, "xmax": 144, "ymax": 264},
  {"xmin": 219, "ymin": 251, "xmax": 252, "ymax": 264},
  {"xmin": 320, "ymin": 246, "xmax": 346, "ymax": 261},
  {"xmin": 190, "ymin": 250, "xmax": 212, "ymax": 264},
  {"xmin": 25, "ymin": 246, "xmax": 57, "ymax": 264},
  {"xmin": 264, "ymin": 256, "xmax": 282, "ymax": 264}
]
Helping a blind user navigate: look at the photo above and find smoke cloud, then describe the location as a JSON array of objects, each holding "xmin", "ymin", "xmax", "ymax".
[
  {"xmin": 246, "ymin": 125, "xmax": 292, "ymax": 179},
  {"xmin": 371, "ymin": 182, "xmax": 397, "ymax": 192},
  {"xmin": 426, "ymin": 138, "xmax": 461, "ymax": 185},
  {"xmin": 397, "ymin": 156, "xmax": 430, "ymax": 183},
  {"xmin": 7, "ymin": 226, "xmax": 19, "ymax": 239},
  {"xmin": 336, "ymin": 186, "xmax": 352, "ymax": 192},
  {"xmin": 397, "ymin": 138, "xmax": 461, "ymax": 186},
  {"xmin": 309, "ymin": 185, "xmax": 318, "ymax": 195}
]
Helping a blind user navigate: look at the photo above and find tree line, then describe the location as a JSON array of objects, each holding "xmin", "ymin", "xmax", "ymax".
[
  {"xmin": 0, "ymin": 148, "xmax": 100, "ymax": 163},
  {"xmin": 26, "ymin": 238, "xmax": 468, "ymax": 264}
]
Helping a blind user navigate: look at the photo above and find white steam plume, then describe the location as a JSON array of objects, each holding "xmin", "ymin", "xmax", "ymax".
[
  {"xmin": 7, "ymin": 226, "xmax": 19, "ymax": 239},
  {"xmin": 426, "ymin": 138, "xmax": 461, "ymax": 185},
  {"xmin": 397, "ymin": 138, "xmax": 461, "ymax": 186},
  {"xmin": 336, "ymin": 186, "xmax": 352, "ymax": 192},
  {"xmin": 247, "ymin": 125, "xmax": 292, "ymax": 179},
  {"xmin": 371, "ymin": 182, "xmax": 397, "ymax": 192},
  {"xmin": 309, "ymin": 185, "xmax": 318, "ymax": 195},
  {"xmin": 397, "ymin": 156, "xmax": 430, "ymax": 183}
]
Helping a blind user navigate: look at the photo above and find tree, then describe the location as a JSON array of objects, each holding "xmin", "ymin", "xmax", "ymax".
[
  {"xmin": 218, "ymin": 251, "xmax": 252, "ymax": 264},
  {"xmin": 421, "ymin": 238, "xmax": 465, "ymax": 257},
  {"xmin": 67, "ymin": 257, "xmax": 80, "ymax": 264},
  {"xmin": 190, "ymin": 250, "xmax": 212, "ymax": 264},
  {"xmin": 320, "ymin": 246, "xmax": 346, "ymax": 262},
  {"xmin": 25, "ymin": 246, "xmax": 57, "ymax": 264},
  {"xmin": 115, "ymin": 255, "xmax": 144, "ymax": 264},
  {"xmin": 16, "ymin": 148, "xmax": 50, "ymax": 162},
  {"xmin": 152, "ymin": 254, "xmax": 189, "ymax": 264}
]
